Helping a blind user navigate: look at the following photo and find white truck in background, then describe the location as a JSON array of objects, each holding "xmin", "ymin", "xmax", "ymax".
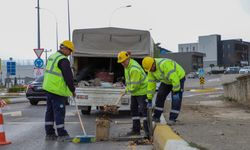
[{"xmin": 71, "ymin": 27, "xmax": 154, "ymax": 114}]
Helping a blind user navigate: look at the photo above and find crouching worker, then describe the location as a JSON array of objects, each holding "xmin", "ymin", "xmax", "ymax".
[
  {"xmin": 117, "ymin": 51, "xmax": 149, "ymax": 138},
  {"xmin": 142, "ymin": 57, "xmax": 185, "ymax": 125}
]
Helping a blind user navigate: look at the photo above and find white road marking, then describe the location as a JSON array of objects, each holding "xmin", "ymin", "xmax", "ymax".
[
  {"xmin": 5, "ymin": 122, "xmax": 80, "ymax": 125},
  {"xmin": 3, "ymin": 111, "xmax": 22, "ymax": 117}
]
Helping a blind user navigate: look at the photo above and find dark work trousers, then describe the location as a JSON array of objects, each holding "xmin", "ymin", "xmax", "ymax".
[
  {"xmin": 130, "ymin": 95, "xmax": 149, "ymax": 135},
  {"xmin": 153, "ymin": 77, "xmax": 185, "ymax": 121},
  {"xmin": 45, "ymin": 93, "xmax": 68, "ymax": 136}
]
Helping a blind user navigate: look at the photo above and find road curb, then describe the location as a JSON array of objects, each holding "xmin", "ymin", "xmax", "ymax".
[
  {"xmin": 189, "ymin": 88, "xmax": 217, "ymax": 92},
  {"xmin": 153, "ymin": 124, "xmax": 198, "ymax": 150},
  {"xmin": 0, "ymin": 93, "xmax": 25, "ymax": 97}
]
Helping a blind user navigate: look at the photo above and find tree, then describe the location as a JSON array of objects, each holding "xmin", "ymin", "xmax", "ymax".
[{"xmin": 209, "ymin": 64, "xmax": 215, "ymax": 70}]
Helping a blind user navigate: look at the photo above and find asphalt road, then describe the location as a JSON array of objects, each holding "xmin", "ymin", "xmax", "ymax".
[{"xmin": 1, "ymin": 101, "xmax": 152, "ymax": 150}]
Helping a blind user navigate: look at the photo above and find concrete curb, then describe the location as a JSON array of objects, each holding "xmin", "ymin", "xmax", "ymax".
[
  {"xmin": 6, "ymin": 98, "xmax": 29, "ymax": 104},
  {"xmin": 153, "ymin": 116, "xmax": 198, "ymax": 150},
  {"xmin": 153, "ymin": 124, "xmax": 198, "ymax": 150},
  {"xmin": 189, "ymin": 88, "xmax": 217, "ymax": 92},
  {"xmin": 0, "ymin": 92, "xmax": 26, "ymax": 97},
  {"xmin": 0, "ymin": 93, "xmax": 28, "ymax": 104}
]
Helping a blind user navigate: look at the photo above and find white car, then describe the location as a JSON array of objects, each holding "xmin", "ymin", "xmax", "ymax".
[{"xmin": 239, "ymin": 66, "xmax": 250, "ymax": 74}]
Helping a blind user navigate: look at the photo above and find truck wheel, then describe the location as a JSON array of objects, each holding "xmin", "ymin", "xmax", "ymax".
[
  {"xmin": 30, "ymin": 100, "xmax": 39, "ymax": 105},
  {"xmin": 81, "ymin": 106, "xmax": 91, "ymax": 115}
]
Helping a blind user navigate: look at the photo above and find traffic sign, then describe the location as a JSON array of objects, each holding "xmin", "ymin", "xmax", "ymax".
[
  {"xmin": 34, "ymin": 58, "xmax": 44, "ymax": 68},
  {"xmin": 34, "ymin": 48, "xmax": 44, "ymax": 58},
  {"xmin": 198, "ymin": 68, "xmax": 205, "ymax": 77},
  {"xmin": 34, "ymin": 68, "xmax": 44, "ymax": 78},
  {"xmin": 199, "ymin": 77, "xmax": 205, "ymax": 85},
  {"xmin": 6, "ymin": 61, "xmax": 16, "ymax": 76}
]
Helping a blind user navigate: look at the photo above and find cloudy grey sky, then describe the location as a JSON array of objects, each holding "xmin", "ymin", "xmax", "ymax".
[{"xmin": 1, "ymin": 0, "xmax": 250, "ymax": 60}]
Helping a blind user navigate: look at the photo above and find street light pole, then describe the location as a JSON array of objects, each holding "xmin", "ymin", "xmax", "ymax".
[
  {"xmin": 67, "ymin": 0, "xmax": 71, "ymax": 41},
  {"xmin": 67, "ymin": 0, "xmax": 73, "ymax": 66},
  {"xmin": 38, "ymin": 8, "xmax": 59, "ymax": 50},
  {"xmin": 36, "ymin": 0, "xmax": 41, "ymax": 49},
  {"xmin": 109, "ymin": 5, "xmax": 132, "ymax": 27}
]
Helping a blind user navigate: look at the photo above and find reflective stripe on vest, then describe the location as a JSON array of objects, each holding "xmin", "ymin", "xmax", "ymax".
[
  {"xmin": 127, "ymin": 65, "xmax": 146, "ymax": 85},
  {"xmin": 45, "ymin": 54, "xmax": 64, "ymax": 77}
]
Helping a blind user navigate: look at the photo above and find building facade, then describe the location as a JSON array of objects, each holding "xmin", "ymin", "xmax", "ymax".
[
  {"xmin": 159, "ymin": 52, "xmax": 205, "ymax": 73},
  {"xmin": 219, "ymin": 40, "xmax": 250, "ymax": 67},
  {"xmin": 178, "ymin": 34, "xmax": 250, "ymax": 67}
]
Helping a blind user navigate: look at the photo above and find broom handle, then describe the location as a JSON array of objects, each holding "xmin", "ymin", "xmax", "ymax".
[
  {"xmin": 73, "ymin": 97, "xmax": 87, "ymax": 135},
  {"xmin": 115, "ymin": 92, "xmax": 124, "ymax": 105}
]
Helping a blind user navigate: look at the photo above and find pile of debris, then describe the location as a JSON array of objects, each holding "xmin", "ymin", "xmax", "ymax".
[{"xmin": 103, "ymin": 105, "xmax": 119, "ymax": 114}]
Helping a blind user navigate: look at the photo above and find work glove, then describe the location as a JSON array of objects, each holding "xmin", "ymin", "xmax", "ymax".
[{"xmin": 146, "ymin": 99, "xmax": 152, "ymax": 109}]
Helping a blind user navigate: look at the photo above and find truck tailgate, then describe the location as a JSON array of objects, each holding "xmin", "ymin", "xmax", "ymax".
[{"xmin": 73, "ymin": 87, "xmax": 130, "ymax": 107}]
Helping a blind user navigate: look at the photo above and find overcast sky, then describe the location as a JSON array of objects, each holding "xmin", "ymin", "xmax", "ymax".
[{"xmin": 1, "ymin": 0, "xmax": 250, "ymax": 60}]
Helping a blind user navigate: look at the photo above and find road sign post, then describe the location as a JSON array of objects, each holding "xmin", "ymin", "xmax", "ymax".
[{"xmin": 34, "ymin": 48, "xmax": 44, "ymax": 78}]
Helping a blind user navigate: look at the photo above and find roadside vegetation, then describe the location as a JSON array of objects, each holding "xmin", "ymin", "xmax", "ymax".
[{"xmin": 7, "ymin": 85, "xmax": 26, "ymax": 93}]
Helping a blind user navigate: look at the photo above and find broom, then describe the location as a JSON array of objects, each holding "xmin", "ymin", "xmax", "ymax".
[
  {"xmin": 103, "ymin": 92, "xmax": 124, "ymax": 113},
  {"xmin": 72, "ymin": 97, "xmax": 96, "ymax": 143}
]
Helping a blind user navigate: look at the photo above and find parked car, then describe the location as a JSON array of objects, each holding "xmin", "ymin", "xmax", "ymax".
[
  {"xmin": 224, "ymin": 67, "xmax": 240, "ymax": 74},
  {"xmin": 26, "ymin": 76, "xmax": 70, "ymax": 105},
  {"xmin": 187, "ymin": 72, "xmax": 199, "ymax": 79},
  {"xmin": 26, "ymin": 76, "xmax": 47, "ymax": 105},
  {"xmin": 239, "ymin": 66, "xmax": 250, "ymax": 74}
]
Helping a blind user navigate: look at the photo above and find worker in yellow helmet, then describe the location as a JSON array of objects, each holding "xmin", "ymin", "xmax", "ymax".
[
  {"xmin": 117, "ymin": 51, "xmax": 149, "ymax": 138},
  {"xmin": 142, "ymin": 56, "xmax": 186, "ymax": 125},
  {"xmin": 43, "ymin": 40, "xmax": 75, "ymax": 141}
]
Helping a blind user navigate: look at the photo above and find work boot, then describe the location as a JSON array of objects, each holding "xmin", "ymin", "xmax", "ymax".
[
  {"xmin": 126, "ymin": 130, "xmax": 140, "ymax": 136},
  {"xmin": 57, "ymin": 134, "xmax": 72, "ymax": 142},
  {"xmin": 152, "ymin": 117, "xmax": 160, "ymax": 123},
  {"xmin": 143, "ymin": 132, "xmax": 150, "ymax": 140},
  {"xmin": 167, "ymin": 120, "xmax": 176, "ymax": 126},
  {"xmin": 45, "ymin": 134, "xmax": 58, "ymax": 141}
]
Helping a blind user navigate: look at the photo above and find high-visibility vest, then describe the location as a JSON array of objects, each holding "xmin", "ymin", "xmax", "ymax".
[
  {"xmin": 147, "ymin": 58, "xmax": 185, "ymax": 100},
  {"xmin": 124, "ymin": 59, "xmax": 147, "ymax": 96},
  {"xmin": 42, "ymin": 52, "xmax": 72, "ymax": 97}
]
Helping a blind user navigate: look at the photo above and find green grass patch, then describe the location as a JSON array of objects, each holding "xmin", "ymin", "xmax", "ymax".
[{"xmin": 8, "ymin": 85, "xmax": 26, "ymax": 93}]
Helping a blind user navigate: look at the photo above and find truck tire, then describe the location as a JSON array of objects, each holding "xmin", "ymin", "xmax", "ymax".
[
  {"xmin": 81, "ymin": 106, "xmax": 91, "ymax": 115},
  {"xmin": 30, "ymin": 100, "xmax": 39, "ymax": 105}
]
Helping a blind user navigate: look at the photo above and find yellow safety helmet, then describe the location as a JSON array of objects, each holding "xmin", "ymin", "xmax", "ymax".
[
  {"xmin": 117, "ymin": 51, "xmax": 130, "ymax": 63},
  {"xmin": 142, "ymin": 56, "xmax": 155, "ymax": 72},
  {"xmin": 61, "ymin": 40, "xmax": 75, "ymax": 53}
]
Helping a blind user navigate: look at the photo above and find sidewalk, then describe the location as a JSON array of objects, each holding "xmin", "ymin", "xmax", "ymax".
[
  {"xmin": 162, "ymin": 89, "xmax": 250, "ymax": 150},
  {"xmin": 154, "ymin": 74, "xmax": 250, "ymax": 150}
]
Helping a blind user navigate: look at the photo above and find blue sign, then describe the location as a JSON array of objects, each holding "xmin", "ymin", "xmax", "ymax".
[
  {"xmin": 7, "ymin": 61, "xmax": 16, "ymax": 76},
  {"xmin": 34, "ymin": 58, "xmax": 44, "ymax": 68},
  {"xmin": 198, "ymin": 68, "xmax": 205, "ymax": 77}
]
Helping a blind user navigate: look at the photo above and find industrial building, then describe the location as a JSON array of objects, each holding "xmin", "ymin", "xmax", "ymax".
[
  {"xmin": 178, "ymin": 34, "xmax": 250, "ymax": 67},
  {"xmin": 159, "ymin": 52, "xmax": 205, "ymax": 73}
]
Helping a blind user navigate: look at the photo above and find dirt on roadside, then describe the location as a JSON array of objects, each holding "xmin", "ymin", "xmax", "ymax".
[{"xmin": 163, "ymin": 90, "xmax": 250, "ymax": 150}]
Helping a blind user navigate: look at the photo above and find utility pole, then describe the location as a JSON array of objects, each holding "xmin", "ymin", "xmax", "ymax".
[
  {"xmin": 37, "ymin": 0, "xmax": 41, "ymax": 49},
  {"xmin": 67, "ymin": 0, "xmax": 71, "ymax": 41}
]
